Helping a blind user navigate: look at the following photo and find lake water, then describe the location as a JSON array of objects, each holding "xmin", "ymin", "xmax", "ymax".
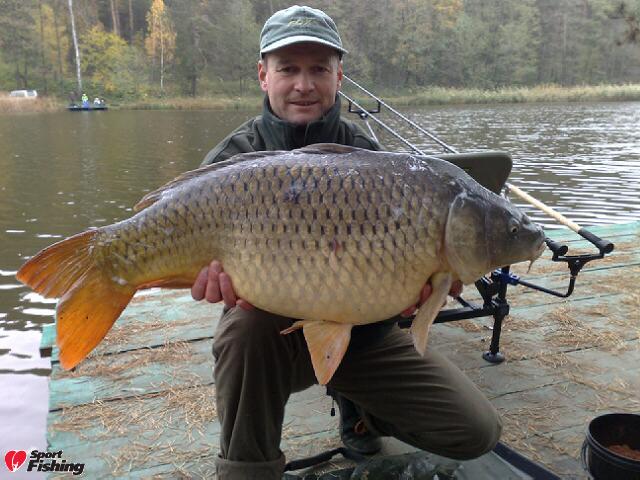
[{"xmin": 1, "ymin": 101, "xmax": 639, "ymax": 465}]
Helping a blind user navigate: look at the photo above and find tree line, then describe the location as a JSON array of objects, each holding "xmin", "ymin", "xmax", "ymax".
[{"xmin": 0, "ymin": 0, "xmax": 638, "ymax": 100}]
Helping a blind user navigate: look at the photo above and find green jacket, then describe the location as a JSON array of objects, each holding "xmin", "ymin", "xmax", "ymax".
[{"xmin": 200, "ymin": 95, "xmax": 380, "ymax": 167}]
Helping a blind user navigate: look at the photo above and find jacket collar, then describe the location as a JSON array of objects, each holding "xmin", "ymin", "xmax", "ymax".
[{"xmin": 260, "ymin": 95, "xmax": 342, "ymax": 150}]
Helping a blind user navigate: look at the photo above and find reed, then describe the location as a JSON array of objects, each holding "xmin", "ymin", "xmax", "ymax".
[
  {"xmin": 387, "ymin": 83, "xmax": 640, "ymax": 106},
  {"xmin": 0, "ymin": 94, "xmax": 61, "ymax": 113},
  {"xmin": 125, "ymin": 95, "xmax": 263, "ymax": 111},
  {"xmin": 124, "ymin": 83, "xmax": 640, "ymax": 110},
  {"xmin": 3, "ymin": 83, "xmax": 640, "ymax": 114}
]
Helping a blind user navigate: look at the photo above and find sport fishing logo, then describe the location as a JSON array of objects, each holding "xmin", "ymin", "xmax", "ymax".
[
  {"xmin": 4, "ymin": 450, "xmax": 84, "ymax": 475},
  {"xmin": 5, "ymin": 451, "xmax": 26, "ymax": 472}
]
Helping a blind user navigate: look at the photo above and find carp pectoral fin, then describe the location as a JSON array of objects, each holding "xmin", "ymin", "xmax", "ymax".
[
  {"xmin": 301, "ymin": 321, "xmax": 353, "ymax": 385},
  {"xmin": 411, "ymin": 272, "xmax": 453, "ymax": 355},
  {"xmin": 280, "ymin": 320, "xmax": 305, "ymax": 335}
]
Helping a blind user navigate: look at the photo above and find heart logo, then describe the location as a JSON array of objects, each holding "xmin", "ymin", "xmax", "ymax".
[{"xmin": 4, "ymin": 451, "xmax": 27, "ymax": 472}]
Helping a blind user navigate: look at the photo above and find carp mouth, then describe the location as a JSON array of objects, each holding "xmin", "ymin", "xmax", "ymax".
[{"xmin": 526, "ymin": 236, "xmax": 547, "ymax": 273}]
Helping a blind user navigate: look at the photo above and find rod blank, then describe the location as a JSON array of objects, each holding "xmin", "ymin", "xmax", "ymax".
[
  {"xmin": 506, "ymin": 182, "xmax": 614, "ymax": 254},
  {"xmin": 506, "ymin": 183, "xmax": 581, "ymax": 231}
]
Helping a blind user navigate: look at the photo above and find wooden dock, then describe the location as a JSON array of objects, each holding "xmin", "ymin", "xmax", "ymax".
[{"xmin": 41, "ymin": 221, "xmax": 639, "ymax": 479}]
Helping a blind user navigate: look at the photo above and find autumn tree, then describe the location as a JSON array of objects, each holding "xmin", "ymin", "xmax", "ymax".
[
  {"xmin": 145, "ymin": 0, "xmax": 175, "ymax": 95},
  {"xmin": 80, "ymin": 24, "xmax": 146, "ymax": 97}
]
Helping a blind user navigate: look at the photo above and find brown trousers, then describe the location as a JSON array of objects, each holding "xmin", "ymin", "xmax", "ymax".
[{"xmin": 213, "ymin": 307, "xmax": 502, "ymax": 480}]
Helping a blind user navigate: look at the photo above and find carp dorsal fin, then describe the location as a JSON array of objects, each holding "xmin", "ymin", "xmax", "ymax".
[
  {"xmin": 133, "ymin": 150, "xmax": 285, "ymax": 212},
  {"xmin": 300, "ymin": 143, "xmax": 361, "ymax": 155}
]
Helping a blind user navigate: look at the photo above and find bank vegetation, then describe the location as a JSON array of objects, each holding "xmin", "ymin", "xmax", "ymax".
[
  {"xmin": 3, "ymin": 82, "xmax": 640, "ymax": 114},
  {"xmin": 1, "ymin": 1, "xmax": 640, "ymax": 103}
]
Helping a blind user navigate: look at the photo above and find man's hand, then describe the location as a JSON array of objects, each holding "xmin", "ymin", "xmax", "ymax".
[
  {"xmin": 400, "ymin": 280, "xmax": 463, "ymax": 318},
  {"xmin": 191, "ymin": 260, "xmax": 254, "ymax": 310}
]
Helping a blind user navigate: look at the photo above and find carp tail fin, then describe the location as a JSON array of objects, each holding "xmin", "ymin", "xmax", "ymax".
[
  {"xmin": 17, "ymin": 230, "xmax": 98, "ymax": 298},
  {"xmin": 16, "ymin": 229, "xmax": 135, "ymax": 369},
  {"xmin": 56, "ymin": 268, "xmax": 135, "ymax": 369},
  {"xmin": 410, "ymin": 272, "xmax": 452, "ymax": 355}
]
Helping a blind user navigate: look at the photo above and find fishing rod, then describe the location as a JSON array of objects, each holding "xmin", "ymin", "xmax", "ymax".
[
  {"xmin": 339, "ymin": 75, "xmax": 614, "ymax": 295},
  {"xmin": 338, "ymin": 74, "xmax": 617, "ymax": 366},
  {"xmin": 340, "ymin": 75, "xmax": 613, "ymax": 255},
  {"xmin": 341, "ymin": 75, "xmax": 459, "ymax": 153}
]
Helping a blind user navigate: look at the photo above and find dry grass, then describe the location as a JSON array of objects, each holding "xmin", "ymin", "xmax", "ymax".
[
  {"xmin": 500, "ymin": 403, "xmax": 561, "ymax": 441},
  {"xmin": 452, "ymin": 319, "xmax": 488, "ymax": 333},
  {"xmin": 126, "ymin": 94, "xmax": 262, "ymax": 111},
  {"xmin": 51, "ymin": 381, "xmax": 217, "ymax": 476},
  {"xmin": 104, "ymin": 441, "xmax": 216, "ymax": 478},
  {"xmin": 47, "ymin": 227, "xmax": 638, "ymax": 477},
  {"xmin": 544, "ymin": 304, "xmax": 627, "ymax": 352},
  {"xmin": 51, "ymin": 382, "xmax": 216, "ymax": 438},
  {"xmin": 0, "ymin": 95, "xmax": 61, "ymax": 113},
  {"xmin": 390, "ymin": 83, "xmax": 640, "ymax": 106},
  {"xmin": 510, "ymin": 259, "xmax": 565, "ymax": 276},
  {"xmin": 102, "ymin": 318, "xmax": 192, "ymax": 347},
  {"xmin": 54, "ymin": 341, "xmax": 196, "ymax": 380}
]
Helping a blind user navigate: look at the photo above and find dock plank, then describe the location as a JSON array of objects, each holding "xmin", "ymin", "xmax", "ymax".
[
  {"xmin": 48, "ymin": 386, "xmax": 336, "ymax": 478},
  {"xmin": 48, "ymin": 338, "xmax": 215, "ymax": 411},
  {"xmin": 43, "ymin": 221, "xmax": 640, "ymax": 479}
]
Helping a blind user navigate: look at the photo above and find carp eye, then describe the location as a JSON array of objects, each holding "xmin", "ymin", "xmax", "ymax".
[{"xmin": 508, "ymin": 219, "xmax": 519, "ymax": 235}]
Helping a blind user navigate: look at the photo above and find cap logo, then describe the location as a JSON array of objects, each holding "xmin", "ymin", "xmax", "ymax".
[{"xmin": 288, "ymin": 18, "xmax": 316, "ymax": 27}]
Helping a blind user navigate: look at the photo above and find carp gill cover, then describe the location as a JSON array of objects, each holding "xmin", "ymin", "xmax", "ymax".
[{"xmin": 17, "ymin": 144, "xmax": 545, "ymax": 384}]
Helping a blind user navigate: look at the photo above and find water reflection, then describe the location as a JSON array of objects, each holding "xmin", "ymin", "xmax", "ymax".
[{"xmin": 379, "ymin": 102, "xmax": 640, "ymax": 227}]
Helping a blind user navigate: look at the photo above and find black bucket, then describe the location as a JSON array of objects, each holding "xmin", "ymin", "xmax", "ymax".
[{"xmin": 582, "ymin": 413, "xmax": 640, "ymax": 480}]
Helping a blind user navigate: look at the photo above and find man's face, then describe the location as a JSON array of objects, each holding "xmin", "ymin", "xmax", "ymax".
[{"xmin": 258, "ymin": 43, "xmax": 343, "ymax": 125}]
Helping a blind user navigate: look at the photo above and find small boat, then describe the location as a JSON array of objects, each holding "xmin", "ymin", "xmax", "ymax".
[{"xmin": 67, "ymin": 103, "xmax": 108, "ymax": 111}]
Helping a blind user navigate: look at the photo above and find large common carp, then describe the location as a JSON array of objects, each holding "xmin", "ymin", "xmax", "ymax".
[{"xmin": 17, "ymin": 144, "xmax": 545, "ymax": 384}]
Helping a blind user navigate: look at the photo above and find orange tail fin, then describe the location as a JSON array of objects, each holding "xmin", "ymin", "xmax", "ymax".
[{"xmin": 17, "ymin": 230, "xmax": 135, "ymax": 369}]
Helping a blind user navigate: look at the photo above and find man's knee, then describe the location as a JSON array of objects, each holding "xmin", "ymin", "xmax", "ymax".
[
  {"xmin": 377, "ymin": 404, "xmax": 502, "ymax": 460},
  {"xmin": 449, "ymin": 406, "xmax": 503, "ymax": 459}
]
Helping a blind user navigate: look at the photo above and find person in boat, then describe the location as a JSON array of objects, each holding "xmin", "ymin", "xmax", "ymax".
[
  {"xmin": 93, "ymin": 97, "xmax": 101, "ymax": 106},
  {"xmin": 192, "ymin": 6, "xmax": 501, "ymax": 479},
  {"xmin": 81, "ymin": 93, "xmax": 89, "ymax": 107}
]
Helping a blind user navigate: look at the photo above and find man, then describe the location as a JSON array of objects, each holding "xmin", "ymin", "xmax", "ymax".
[{"xmin": 192, "ymin": 6, "xmax": 501, "ymax": 480}]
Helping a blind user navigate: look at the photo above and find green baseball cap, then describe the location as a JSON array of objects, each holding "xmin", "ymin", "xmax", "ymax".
[{"xmin": 260, "ymin": 5, "xmax": 347, "ymax": 57}]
